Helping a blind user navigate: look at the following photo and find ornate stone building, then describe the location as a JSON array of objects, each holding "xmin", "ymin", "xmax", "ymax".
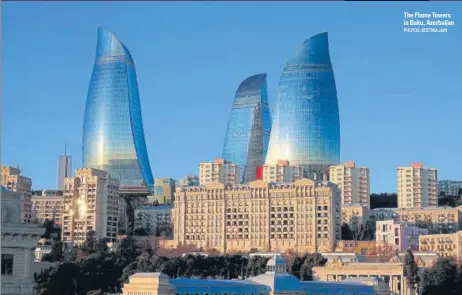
[
  {"xmin": 1, "ymin": 186, "xmax": 44, "ymax": 295},
  {"xmin": 1, "ymin": 166, "xmax": 33, "ymax": 223},
  {"xmin": 173, "ymin": 179, "xmax": 342, "ymax": 253}
]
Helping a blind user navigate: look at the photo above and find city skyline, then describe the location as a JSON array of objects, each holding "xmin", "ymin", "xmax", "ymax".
[{"xmin": 3, "ymin": 2, "xmax": 462, "ymax": 192}]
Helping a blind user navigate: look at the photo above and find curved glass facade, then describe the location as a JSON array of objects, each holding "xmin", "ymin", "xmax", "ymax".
[
  {"xmin": 265, "ymin": 32, "xmax": 340, "ymax": 178},
  {"xmin": 222, "ymin": 74, "xmax": 272, "ymax": 183},
  {"xmin": 82, "ymin": 28, "xmax": 154, "ymax": 189}
]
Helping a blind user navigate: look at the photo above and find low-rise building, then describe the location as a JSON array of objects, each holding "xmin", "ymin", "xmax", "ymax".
[
  {"xmin": 177, "ymin": 175, "xmax": 200, "ymax": 187},
  {"xmin": 31, "ymin": 195, "xmax": 64, "ymax": 225},
  {"xmin": 369, "ymin": 208, "xmax": 398, "ymax": 221},
  {"xmin": 376, "ymin": 220, "xmax": 428, "ymax": 251},
  {"xmin": 438, "ymin": 180, "xmax": 462, "ymax": 196},
  {"xmin": 335, "ymin": 240, "xmax": 376, "ymax": 255},
  {"xmin": 342, "ymin": 204, "xmax": 367, "ymax": 224},
  {"xmin": 134, "ymin": 205, "xmax": 173, "ymax": 236},
  {"xmin": 122, "ymin": 255, "xmax": 378, "ymax": 295},
  {"xmin": 312, "ymin": 252, "xmax": 438, "ymax": 295},
  {"xmin": 419, "ymin": 231, "xmax": 462, "ymax": 258},
  {"xmin": 1, "ymin": 186, "xmax": 44, "ymax": 295}
]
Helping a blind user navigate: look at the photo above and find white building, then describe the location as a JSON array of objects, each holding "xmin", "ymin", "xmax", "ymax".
[
  {"xmin": 329, "ymin": 161, "xmax": 370, "ymax": 209},
  {"xmin": 375, "ymin": 220, "xmax": 428, "ymax": 252},
  {"xmin": 62, "ymin": 168, "xmax": 120, "ymax": 245},
  {"xmin": 259, "ymin": 160, "xmax": 303, "ymax": 183},
  {"xmin": 397, "ymin": 162, "xmax": 438, "ymax": 209},
  {"xmin": 438, "ymin": 180, "xmax": 462, "ymax": 196},
  {"xmin": 1, "ymin": 186, "xmax": 44, "ymax": 295},
  {"xmin": 134, "ymin": 205, "xmax": 173, "ymax": 235},
  {"xmin": 199, "ymin": 158, "xmax": 240, "ymax": 185}
]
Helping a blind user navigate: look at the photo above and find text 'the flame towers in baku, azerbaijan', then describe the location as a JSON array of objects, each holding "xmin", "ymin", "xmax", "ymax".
[
  {"xmin": 222, "ymin": 74, "xmax": 272, "ymax": 183},
  {"xmin": 265, "ymin": 32, "xmax": 340, "ymax": 179},
  {"xmin": 82, "ymin": 28, "xmax": 154, "ymax": 190}
]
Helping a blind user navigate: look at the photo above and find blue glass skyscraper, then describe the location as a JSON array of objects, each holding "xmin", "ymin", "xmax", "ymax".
[
  {"xmin": 265, "ymin": 32, "xmax": 340, "ymax": 178},
  {"xmin": 222, "ymin": 74, "xmax": 272, "ymax": 183},
  {"xmin": 82, "ymin": 28, "xmax": 154, "ymax": 189}
]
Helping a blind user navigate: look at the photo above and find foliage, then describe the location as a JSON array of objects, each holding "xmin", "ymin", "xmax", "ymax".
[
  {"xmin": 420, "ymin": 257, "xmax": 462, "ymax": 295},
  {"xmin": 370, "ymin": 193, "xmax": 397, "ymax": 209},
  {"xmin": 341, "ymin": 219, "xmax": 375, "ymax": 241},
  {"xmin": 35, "ymin": 236, "xmax": 327, "ymax": 294},
  {"xmin": 42, "ymin": 242, "xmax": 64, "ymax": 263},
  {"xmin": 41, "ymin": 219, "xmax": 62, "ymax": 241}
]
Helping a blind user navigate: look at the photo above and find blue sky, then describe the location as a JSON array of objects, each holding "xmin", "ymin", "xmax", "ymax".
[{"xmin": 2, "ymin": 2, "xmax": 462, "ymax": 192}]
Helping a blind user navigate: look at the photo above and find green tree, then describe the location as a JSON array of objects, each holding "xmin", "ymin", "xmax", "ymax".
[{"xmin": 420, "ymin": 257, "xmax": 462, "ymax": 295}]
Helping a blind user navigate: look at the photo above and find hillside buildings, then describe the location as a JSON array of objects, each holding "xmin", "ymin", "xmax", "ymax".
[
  {"xmin": 265, "ymin": 32, "xmax": 340, "ymax": 180},
  {"xmin": 1, "ymin": 186, "xmax": 44, "ymax": 295},
  {"xmin": 375, "ymin": 220, "xmax": 428, "ymax": 251},
  {"xmin": 1, "ymin": 166, "xmax": 33, "ymax": 223},
  {"xmin": 397, "ymin": 162, "xmax": 438, "ymax": 209},
  {"xmin": 173, "ymin": 179, "xmax": 342, "ymax": 253},
  {"xmin": 199, "ymin": 158, "xmax": 240, "ymax": 186},
  {"xmin": 62, "ymin": 168, "xmax": 120, "ymax": 245},
  {"xmin": 82, "ymin": 27, "xmax": 154, "ymax": 190},
  {"xmin": 222, "ymin": 73, "xmax": 272, "ymax": 183},
  {"xmin": 329, "ymin": 162, "xmax": 370, "ymax": 209},
  {"xmin": 258, "ymin": 160, "xmax": 304, "ymax": 183}
]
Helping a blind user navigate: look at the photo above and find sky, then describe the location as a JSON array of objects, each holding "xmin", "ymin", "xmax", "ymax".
[{"xmin": 2, "ymin": 2, "xmax": 462, "ymax": 193}]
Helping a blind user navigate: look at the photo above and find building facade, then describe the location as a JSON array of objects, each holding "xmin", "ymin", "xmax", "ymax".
[
  {"xmin": 397, "ymin": 163, "xmax": 437, "ymax": 209},
  {"xmin": 312, "ymin": 252, "xmax": 438, "ymax": 295},
  {"xmin": 342, "ymin": 204, "xmax": 367, "ymax": 225},
  {"xmin": 31, "ymin": 195, "xmax": 64, "ymax": 225},
  {"xmin": 395, "ymin": 206, "xmax": 462, "ymax": 234},
  {"xmin": 134, "ymin": 205, "xmax": 173, "ymax": 236},
  {"xmin": 438, "ymin": 180, "xmax": 462, "ymax": 196},
  {"xmin": 329, "ymin": 162, "xmax": 370, "ymax": 209},
  {"xmin": 1, "ymin": 166, "xmax": 33, "ymax": 223},
  {"xmin": 265, "ymin": 33, "xmax": 340, "ymax": 180},
  {"xmin": 82, "ymin": 27, "xmax": 154, "ymax": 190},
  {"xmin": 1, "ymin": 186, "xmax": 44, "ymax": 295},
  {"xmin": 57, "ymin": 153, "xmax": 72, "ymax": 191},
  {"xmin": 148, "ymin": 178, "xmax": 176, "ymax": 204},
  {"xmin": 375, "ymin": 220, "xmax": 428, "ymax": 252},
  {"xmin": 199, "ymin": 159, "xmax": 240, "ymax": 186},
  {"xmin": 222, "ymin": 74, "xmax": 272, "ymax": 184},
  {"xmin": 173, "ymin": 179, "xmax": 342, "ymax": 253},
  {"xmin": 62, "ymin": 168, "xmax": 120, "ymax": 245},
  {"xmin": 258, "ymin": 160, "xmax": 304, "ymax": 184},
  {"xmin": 419, "ymin": 231, "xmax": 462, "ymax": 258}
]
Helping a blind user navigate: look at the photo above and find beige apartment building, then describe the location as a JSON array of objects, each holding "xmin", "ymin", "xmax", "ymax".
[
  {"xmin": 395, "ymin": 206, "xmax": 462, "ymax": 233},
  {"xmin": 342, "ymin": 204, "xmax": 367, "ymax": 224},
  {"xmin": 199, "ymin": 158, "xmax": 240, "ymax": 186},
  {"xmin": 62, "ymin": 168, "xmax": 120, "ymax": 245},
  {"xmin": 1, "ymin": 166, "xmax": 33, "ymax": 223},
  {"xmin": 31, "ymin": 195, "xmax": 64, "ymax": 225},
  {"xmin": 173, "ymin": 178, "xmax": 342, "ymax": 253},
  {"xmin": 397, "ymin": 163, "xmax": 437, "ymax": 209},
  {"xmin": 329, "ymin": 161, "xmax": 370, "ymax": 209},
  {"xmin": 419, "ymin": 231, "xmax": 462, "ymax": 258},
  {"xmin": 147, "ymin": 178, "xmax": 176, "ymax": 204},
  {"xmin": 259, "ymin": 160, "xmax": 304, "ymax": 183}
]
